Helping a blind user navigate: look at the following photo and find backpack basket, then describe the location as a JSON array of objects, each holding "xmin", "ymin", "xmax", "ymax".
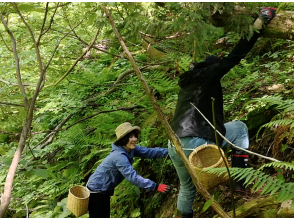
[
  {"xmin": 66, "ymin": 185, "xmax": 90, "ymax": 217},
  {"xmin": 188, "ymin": 144, "xmax": 230, "ymax": 190}
]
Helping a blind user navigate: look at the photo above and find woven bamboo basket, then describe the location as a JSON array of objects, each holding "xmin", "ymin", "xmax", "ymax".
[
  {"xmin": 66, "ymin": 185, "xmax": 90, "ymax": 217},
  {"xmin": 188, "ymin": 144, "xmax": 230, "ymax": 190}
]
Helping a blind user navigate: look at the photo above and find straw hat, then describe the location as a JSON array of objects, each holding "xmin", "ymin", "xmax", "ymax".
[{"xmin": 114, "ymin": 122, "xmax": 141, "ymax": 143}]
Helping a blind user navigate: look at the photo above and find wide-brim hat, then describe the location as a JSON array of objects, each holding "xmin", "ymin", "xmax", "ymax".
[{"xmin": 114, "ymin": 122, "xmax": 141, "ymax": 144}]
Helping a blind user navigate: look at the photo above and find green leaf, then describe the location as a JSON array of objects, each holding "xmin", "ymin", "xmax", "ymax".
[
  {"xmin": 32, "ymin": 169, "xmax": 48, "ymax": 179},
  {"xmin": 18, "ymin": 4, "xmax": 36, "ymax": 11},
  {"xmin": 130, "ymin": 208, "xmax": 140, "ymax": 218},
  {"xmin": 277, "ymin": 187, "xmax": 287, "ymax": 202},
  {"xmin": 262, "ymin": 181, "xmax": 277, "ymax": 195},
  {"xmin": 17, "ymin": 4, "xmax": 43, "ymax": 13},
  {"xmin": 201, "ymin": 199, "xmax": 213, "ymax": 213},
  {"xmin": 134, "ymin": 186, "xmax": 140, "ymax": 196},
  {"xmin": 0, "ymin": 175, "xmax": 6, "ymax": 183},
  {"xmin": 2, "ymin": 158, "xmax": 12, "ymax": 166},
  {"xmin": 47, "ymin": 170, "xmax": 60, "ymax": 182},
  {"xmin": 270, "ymin": 185, "xmax": 282, "ymax": 196},
  {"xmin": 88, "ymin": 13, "xmax": 97, "ymax": 24}
]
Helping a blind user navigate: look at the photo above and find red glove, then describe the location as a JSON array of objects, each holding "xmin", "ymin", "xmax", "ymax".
[
  {"xmin": 260, "ymin": 7, "xmax": 276, "ymax": 24},
  {"xmin": 157, "ymin": 184, "xmax": 170, "ymax": 193}
]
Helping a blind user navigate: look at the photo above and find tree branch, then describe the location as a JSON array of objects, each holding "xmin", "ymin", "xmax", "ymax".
[
  {"xmin": 85, "ymin": 65, "xmax": 166, "ymax": 102},
  {"xmin": 30, "ymin": 106, "xmax": 140, "ymax": 151},
  {"xmin": 37, "ymin": 113, "xmax": 74, "ymax": 150},
  {"xmin": 0, "ymin": 78, "xmax": 36, "ymax": 87},
  {"xmin": 45, "ymin": 27, "xmax": 101, "ymax": 87},
  {"xmin": 48, "ymin": 2, "xmax": 70, "ymax": 10},
  {"xmin": 0, "ymin": 101, "xmax": 26, "ymax": 108},
  {"xmin": 11, "ymin": 3, "xmax": 44, "ymax": 80},
  {"xmin": 44, "ymin": 18, "xmax": 86, "ymax": 72},
  {"xmin": 63, "ymin": 106, "xmax": 140, "ymax": 131},
  {"xmin": 0, "ymin": 12, "xmax": 29, "ymax": 109},
  {"xmin": 103, "ymin": 5, "xmax": 230, "ymax": 218},
  {"xmin": 0, "ymin": 130, "xmax": 20, "ymax": 136},
  {"xmin": 41, "ymin": 2, "xmax": 59, "ymax": 37},
  {"xmin": 139, "ymin": 31, "xmax": 188, "ymax": 40},
  {"xmin": 0, "ymin": 31, "xmax": 13, "ymax": 52},
  {"xmin": 37, "ymin": 2, "xmax": 49, "ymax": 45}
]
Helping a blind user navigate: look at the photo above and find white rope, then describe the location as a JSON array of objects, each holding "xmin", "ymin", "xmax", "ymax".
[{"xmin": 190, "ymin": 102, "xmax": 280, "ymax": 162}]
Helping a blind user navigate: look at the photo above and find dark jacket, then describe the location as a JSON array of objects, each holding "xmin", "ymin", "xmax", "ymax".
[
  {"xmin": 171, "ymin": 32, "xmax": 260, "ymax": 144},
  {"xmin": 87, "ymin": 143, "xmax": 168, "ymax": 196}
]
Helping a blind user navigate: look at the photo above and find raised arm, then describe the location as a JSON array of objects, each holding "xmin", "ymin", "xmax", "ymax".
[{"xmin": 207, "ymin": 7, "xmax": 276, "ymax": 80}]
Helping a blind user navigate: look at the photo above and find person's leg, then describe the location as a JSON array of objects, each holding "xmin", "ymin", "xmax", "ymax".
[
  {"xmin": 222, "ymin": 120, "xmax": 249, "ymax": 191},
  {"xmin": 168, "ymin": 137, "xmax": 214, "ymax": 217},
  {"xmin": 88, "ymin": 193, "xmax": 111, "ymax": 218}
]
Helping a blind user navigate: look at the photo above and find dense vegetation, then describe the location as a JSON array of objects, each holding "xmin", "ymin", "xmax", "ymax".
[{"xmin": 0, "ymin": 2, "xmax": 294, "ymax": 218}]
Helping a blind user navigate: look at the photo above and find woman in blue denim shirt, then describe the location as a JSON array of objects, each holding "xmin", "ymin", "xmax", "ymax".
[{"xmin": 87, "ymin": 122, "xmax": 170, "ymax": 218}]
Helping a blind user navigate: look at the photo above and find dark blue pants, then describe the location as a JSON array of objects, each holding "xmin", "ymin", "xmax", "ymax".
[{"xmin": 88, "ymin": 193, "xmax": 110, "ymax": 218}]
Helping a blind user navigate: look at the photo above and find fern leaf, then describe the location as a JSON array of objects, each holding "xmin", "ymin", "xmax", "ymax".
[
  {"xmin": 261, "ymin": 180, "xmax": 276, "ymax": 195},
  {"xmin": 255, "ymin": 178, "xmax": 268, "ymax": 192},
  {"xmin": 259, "ymin": 161, "xmax": 294, "ymax": 172},
  {"xmin": 277, "ymin": 187, "xmax": 288, "ymax": 202},
  {"xmin": 270, "ymin": 183, "xmax": 283, "ymax": 196},
  {"xmin": 244, "ymin": 173, "xmax": 254, "ymax": 185}
]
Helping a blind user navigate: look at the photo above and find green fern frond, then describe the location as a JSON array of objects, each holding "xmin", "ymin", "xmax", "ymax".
[
  {"xmin": 259, "ymin": 161, "xmax": 294, "ymax": 172},
  {"xmin": 204, "ymin": 167, "xmax": 294, "ymax": 202},
  {"xmin": 259, "ymin": 119, "xmax": 294, "ymax": 130}
]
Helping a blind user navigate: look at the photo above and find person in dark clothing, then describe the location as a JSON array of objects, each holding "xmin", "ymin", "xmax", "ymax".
[
  {"xmin": 87, "ymin": 122, "xmax": 170, "ymax": 218},
  {"xmin": 168, "ymin": 7, "xmax": 276, "ymax": 218}
]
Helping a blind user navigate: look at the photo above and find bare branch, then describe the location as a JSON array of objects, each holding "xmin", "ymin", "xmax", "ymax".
[
  {"xmin": 45, "ymin": 27, "xmax": 101, "ymax": 87},
  {"xmin": 139, "ymin": 31, "xmax": 188, "ymax": 40},
  {"xmin": 41, "ymin": 2, "xmax": 59, "ymax": 36},
  {"xmin": 0, "ymin": 31, "xmax": 13, "ymax": 52},
  {"xmin": 0, "ymin": 12, "xmax": 29, "ymax": 109},
  {"xmin": 48, "ymin": 2, "xmax": 71, "ymax": 10},
  {"xmin": 0, "ymin": 101, "xmax": 26, "ymax": 108},
  {"xmin": 63, "ymin": 106, "xmax": 141, "ymax": 131},
  {"xmin": 0, "ymin": 130, "xmax": 20, "ymax": 136},
  {"xmin": 37, "ymin": 2, "xmax": 49, "ymax": 45},
  {"xmin": 11, "ymin": 3, "xmax": 44, "ymax": 77},
  {"xmin": 44, "ymin": 18, "xmax": 86, "ymax": 72},
  {"xmin": 30, "ymin": 106, "xmax": 140, "ymax": 151},
  {"xmin": 0, "ymin": 78, "xmax": 36, "ymax": 87},
  {"xmin": 37, "ymin": 113, "xmax": 74, "ymax": 150}
]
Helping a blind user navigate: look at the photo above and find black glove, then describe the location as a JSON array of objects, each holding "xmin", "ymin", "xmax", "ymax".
[{"xmin": 260, "ymin": 7, "xmax": 276, "ymax": 24}]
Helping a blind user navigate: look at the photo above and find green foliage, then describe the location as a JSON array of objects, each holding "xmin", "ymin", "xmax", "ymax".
[
  {"xmin": 205, "ymin": 166, "xmax": 294, "ymax": 203},
  {"xmin": 1, "ymin": 1, "xmax": 294, "ymax": 218},
  {"xmin": 259, "ymin": 161, "xmax": 294, "ymax": 172}
]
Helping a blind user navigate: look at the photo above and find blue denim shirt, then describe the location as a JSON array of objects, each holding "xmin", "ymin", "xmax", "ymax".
[{"xmin": 87, "ymin": 143, "xmax": 168, "ymax": 196}]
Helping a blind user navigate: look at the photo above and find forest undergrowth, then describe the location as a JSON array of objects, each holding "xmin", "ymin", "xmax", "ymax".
[{"xmin": 0, "ymin": 2, "xmax": 294, "ymax": 218}]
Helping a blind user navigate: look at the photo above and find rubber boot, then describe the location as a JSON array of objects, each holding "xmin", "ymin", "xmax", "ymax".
[
  {"xmin": 232, "ymin": 149, "xmax": 249, "ymax": 192},
  {"xmin": 177, "ymin": 210, "xmax": 193, "ymax": 218}
]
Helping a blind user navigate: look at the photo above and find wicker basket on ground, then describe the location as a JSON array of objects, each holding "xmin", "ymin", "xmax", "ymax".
[
  {"xmin": 188, "ymin": 144, "xmax": 230, "ymax": 190},
  {"xmin": 66, "ymin": 185, "xmax": 90, "ymax": 217}
]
